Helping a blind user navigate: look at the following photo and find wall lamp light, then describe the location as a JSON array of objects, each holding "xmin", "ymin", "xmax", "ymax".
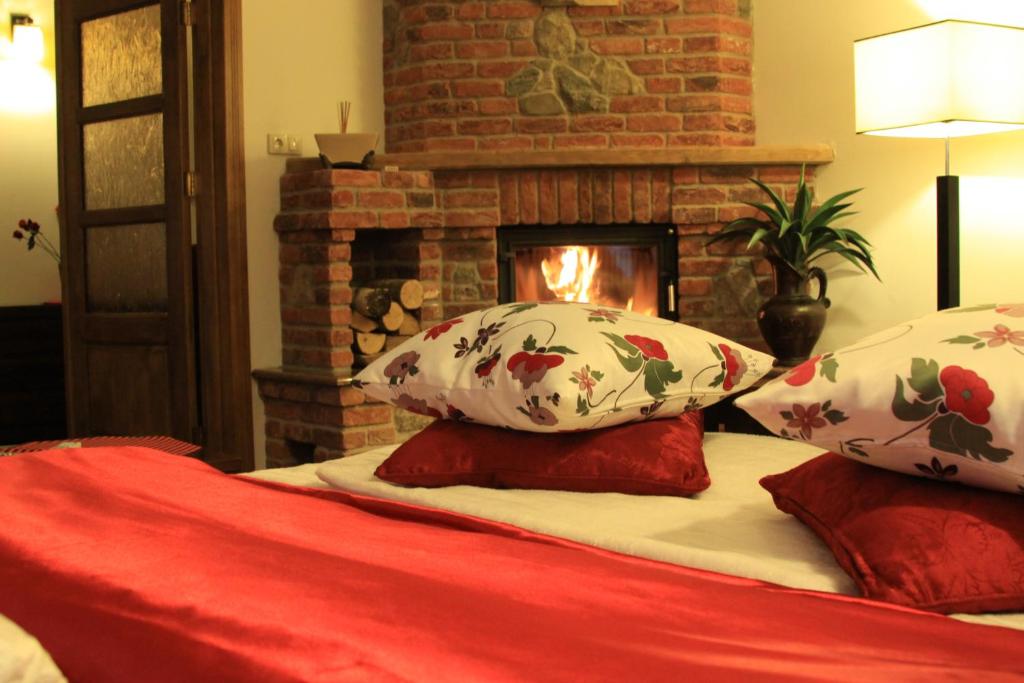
[{"xmin": 11, "ymin": 14, "xmax": 44, "ymax": 63}]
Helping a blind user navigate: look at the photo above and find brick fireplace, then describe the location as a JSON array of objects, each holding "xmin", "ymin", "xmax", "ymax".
[{"xmin": 253, "ymin": 0, "xmax": 832, "ymax": 468}]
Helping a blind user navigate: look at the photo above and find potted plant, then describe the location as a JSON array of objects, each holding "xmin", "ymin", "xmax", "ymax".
[{"xmin": 707, "ymin": 168, "xmax": 879, "ymax": 366}]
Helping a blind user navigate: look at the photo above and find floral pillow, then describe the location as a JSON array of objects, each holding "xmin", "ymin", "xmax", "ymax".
[
  {"xmin": 354, "ymin": 302, "xmax": 774, "ymax": 432},
  {"xmin": 737, "ymin": 304, "xmax": 1024, "ymax": 493}
]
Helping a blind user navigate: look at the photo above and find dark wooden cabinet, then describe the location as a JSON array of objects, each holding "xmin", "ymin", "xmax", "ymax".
[{"xmin": 0, "ymin": 305, "xmax": 67, "ymax": 444}]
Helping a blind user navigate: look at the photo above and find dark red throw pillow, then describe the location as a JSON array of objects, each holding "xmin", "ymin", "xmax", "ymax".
[
  {"xmin": 375, "ymin": 411, "xmax": 709, "ymax": 497},
  {"xmin": 761, "ymin": 453, "xmax": 1024, "ymax": 614}
]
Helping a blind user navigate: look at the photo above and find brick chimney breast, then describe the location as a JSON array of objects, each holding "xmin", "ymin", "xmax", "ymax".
[{"xmin": 383, "ymin": 0, "xmax": 754, "ymax": 153}]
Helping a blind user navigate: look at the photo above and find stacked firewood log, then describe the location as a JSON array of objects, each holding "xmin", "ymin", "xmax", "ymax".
[{"xmin": 350, "ymin": 279, "xmax": 423, "ymax": 367}]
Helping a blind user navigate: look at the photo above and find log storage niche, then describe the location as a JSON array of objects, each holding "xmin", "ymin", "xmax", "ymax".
[{"xmin": 351, "ymin": 279, "xmax": 424, "ymax": 368}]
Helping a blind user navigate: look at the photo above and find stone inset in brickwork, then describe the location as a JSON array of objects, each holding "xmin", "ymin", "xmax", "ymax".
[{"xmin": 501, "ymin": 9, "xmax": 643, "ymax": 116}]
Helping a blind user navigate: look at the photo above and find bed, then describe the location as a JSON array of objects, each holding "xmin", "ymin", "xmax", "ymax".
[
  {"xmin": 1, "ymin": 433, "xmax": 1023, "ymax": 682},
  {"xmin": 5, "ymin": 302, "xmax": 1023, "ymax": 680},
  {"xmin": 257, "ymin": 432, "xmax": 1024, "ymax": 631}
]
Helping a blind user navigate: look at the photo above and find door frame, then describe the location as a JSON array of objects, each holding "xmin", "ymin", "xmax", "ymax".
[
  {"xmin": 55, "ymin": 0, "xmax": 253, "ymax": 470},
  {"xmin": 190, "ymin": 0, "xmax": 253, "ymax": 471}
]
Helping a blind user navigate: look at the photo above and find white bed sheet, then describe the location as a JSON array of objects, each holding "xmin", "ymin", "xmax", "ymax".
[
  {"xmin": 246, "ymin": 432, "xmax": 1024, "ymax": 630},
  {"xmin": 0, "ymin": 614, "xmax": 66, "ymax": 683}
]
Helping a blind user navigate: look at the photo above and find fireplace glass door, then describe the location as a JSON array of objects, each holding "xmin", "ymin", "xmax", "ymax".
[{"xmin": 498, "ymin": 226, "xmax": 678, "ymax": 320}]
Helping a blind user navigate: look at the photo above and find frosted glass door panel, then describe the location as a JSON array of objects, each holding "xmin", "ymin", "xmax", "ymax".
[
  {"xmin": 83, "ymin": 113, "xmax": 165, "ymax": 210},
  {"xmin": 81, "ymin": 4, "xmax": 162, "ymax": 107},
  {"xmin": 86, "ymin": 223, "xmax": 168, "ymax": 312}
]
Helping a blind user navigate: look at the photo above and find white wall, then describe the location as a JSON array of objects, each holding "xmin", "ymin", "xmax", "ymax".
[
  {"xmin": 0, "ymin": 0, "xmax": 58, "ymax": 306},
  {"xmin": 753, "ymin": 0, "xmax": 1024, "ymax": 351},
  {"xmin": 243, "ymin": 0, "xmax": 384, "ymax": 467}
]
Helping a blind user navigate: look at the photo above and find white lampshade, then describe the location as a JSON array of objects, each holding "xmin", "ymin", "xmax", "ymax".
[
  {"xmin": 855, "ymin": 20, "xmax": 1024, "ymax": 138},
  {"xmin": 11, "ymin": 23, "xmax": 44, "ymax": 63}
]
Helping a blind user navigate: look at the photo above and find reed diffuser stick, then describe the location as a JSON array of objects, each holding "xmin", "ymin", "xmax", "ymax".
[{"xmin": 338, "ymin": 101, "xmax": 351, "ymax": 133}]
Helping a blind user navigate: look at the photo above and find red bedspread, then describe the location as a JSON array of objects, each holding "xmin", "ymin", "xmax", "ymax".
[{"xmin": 1, "ymin": 448, "xmax": 1023, "ymax": 682}]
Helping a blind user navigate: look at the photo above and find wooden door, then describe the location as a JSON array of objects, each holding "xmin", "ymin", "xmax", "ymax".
[{"xmin": 56, "ymin": 0, "xmax": 196, "ymax": 441}]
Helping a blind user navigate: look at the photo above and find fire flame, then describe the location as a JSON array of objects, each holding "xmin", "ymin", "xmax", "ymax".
[
  {"xmin": 541, "ymin": 246, "xmax": 600, "ymax": 303},
  {"xmin": 529, "ymin": 245, "xmax": 655, "ymax": 316}
]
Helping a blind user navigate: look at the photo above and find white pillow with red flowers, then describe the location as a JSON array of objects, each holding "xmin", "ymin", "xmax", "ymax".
[
  {"xmin": 736, "ymin": 303, "xmax": 1024, "ymax": 493},
  {"xmin": 354, "ymin": 302, "xmax": 774, "ymax": 433}
]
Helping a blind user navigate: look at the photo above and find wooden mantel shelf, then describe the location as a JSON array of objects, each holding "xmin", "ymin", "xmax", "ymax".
[
  {"xmin": 372, "ymin": 145, "xmax": 834, "ymax": 172},
  {"xmin": 253, "ymin": 366, "xmax": 354, "ymax": 387}
]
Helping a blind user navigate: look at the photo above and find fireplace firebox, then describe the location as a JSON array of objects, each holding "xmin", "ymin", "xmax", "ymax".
[{"xmin": 498, "ymin": 226, "xmax": 679, "ymax": 321}]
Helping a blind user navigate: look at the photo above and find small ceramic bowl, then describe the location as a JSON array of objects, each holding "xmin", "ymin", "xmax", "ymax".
[{"xmin": 314, "ymin": 133, "xmax": 379, "ymax": 168}]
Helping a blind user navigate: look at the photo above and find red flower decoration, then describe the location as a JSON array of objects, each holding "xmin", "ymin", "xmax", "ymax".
[
  {"xmin": 586, "ymin": 308, "xmax": 621, "ymax": 322},
  {"xmin": 525, "ymin": 405, "xmax": 558, "ymax": 426},
  {"xmin": 395, "ymin": 394, "xmax": 441, "ymax": 419},
  {"xmin": 12, "ymin": 229, "xmax": 23, "ymax": 240},
  {"xmin": 572, "ymin": 366, "xmax": 597, "ymax": 399},
  {"xmin": 785, "ymin": 355, "xmax": 822, "ymax": 387},
  {"xmin": 624, "ymin": 335, "xmax": 667, "ymax": 361},
  {"xmin": 939, "ymin": 365, "xmax": 995, "ymax": 425},
  {"xmin": 718, "ymin": 343, "xmax": 748, "ymax": 391},
  {"xmin": 976, "ymin": 324, "xmax": 1024, "ymax": 347},
  {"xmin": 786, "ymin": 403, "xmax": 827, "ymax": 439},
  {"xmin": 383, "ymin": 351, "xmax": 420, "ymax": 381},
  {"xmin": 995, "ymin": 304, "xmax": 1024, "ymax": 318},
  {"xmin": 446, "ymin": 404, "xmax": 470, "ymax": 421},
  {"xmin": 506, "ymin": 351, "xmax": 565, "ymax": 389},
  {"xmin": 424, "ymin": 318, "xmax": 463, "ymax": 340},
  {"xmin": 474, "ymin": 352, "xmax": 501, "ymax": 378}
]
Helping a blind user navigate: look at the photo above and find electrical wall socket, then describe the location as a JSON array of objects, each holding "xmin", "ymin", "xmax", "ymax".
[
  {"xmin": 267, "ymin": 133, "xmax": 302, "ymax": 156},
  {"xmin": 267, "ymin": 133, "xmax": 287, "ymax": 155}
]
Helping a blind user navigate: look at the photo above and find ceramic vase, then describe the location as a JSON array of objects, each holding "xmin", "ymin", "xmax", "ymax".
[{"xmin": 757, "ymin": 256, "xmax": 830, "ymax": 366}]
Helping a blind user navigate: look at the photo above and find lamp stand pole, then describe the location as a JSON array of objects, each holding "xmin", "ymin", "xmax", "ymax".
[
  {"xmin": 936, "ymin": 176, "xmax": 960, "ymax": 310},
  {"xmin": 936, "ymin": 137, "xmax": 959, "ymax": 310}
]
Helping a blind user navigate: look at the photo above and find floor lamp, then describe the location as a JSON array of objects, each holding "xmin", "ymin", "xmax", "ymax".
[{"xmin": 854, "ymin": 20, "xmax": 1024, "ymax": 310}]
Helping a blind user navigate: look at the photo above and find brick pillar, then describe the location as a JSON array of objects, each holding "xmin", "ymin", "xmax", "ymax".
[{"xmin": 255, "ymin": 163, "xmax": 441, "ymax": 467}]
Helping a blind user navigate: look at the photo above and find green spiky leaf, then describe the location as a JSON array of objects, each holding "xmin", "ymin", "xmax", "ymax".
[
  {"xmin": 545, "ymin": 345, "xmax": 576, "ymax": 355},
  {"xmin": 748, "ymin": 177, "xmax": 791, "ymax": 221},
  {"xmin": 892, "ymin": 376, "xmax": 939, "ymax": 422},
  {"xmin": 746, "ymin": 227, "xmax": 772, "ymax": 250},
  {"xmin": 703, "ymin": 172, "xmax": 879, "ymax": 284},
  {"xmin": 601, "ymin": 332, "xmax": 639, "ymax": 356},
  {"xmin": 943, "ymin": 335, "xmax": 982, "ymax": 345},
  {"xmin": 908, "ymin": 358, "xmax": 943, "ymax": 402},
  {"xmin": 607, "ymin": 343, "xmax": 643, "ymax": 372}
]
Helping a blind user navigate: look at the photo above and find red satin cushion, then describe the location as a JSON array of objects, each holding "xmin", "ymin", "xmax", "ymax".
[
  {"xmin": 375, "ymin": 411, "xmax": 708, "ymax": 497},
  {"xmin": 761, "ymin": 452, "xmax": 1024, "ymax": 614}
]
